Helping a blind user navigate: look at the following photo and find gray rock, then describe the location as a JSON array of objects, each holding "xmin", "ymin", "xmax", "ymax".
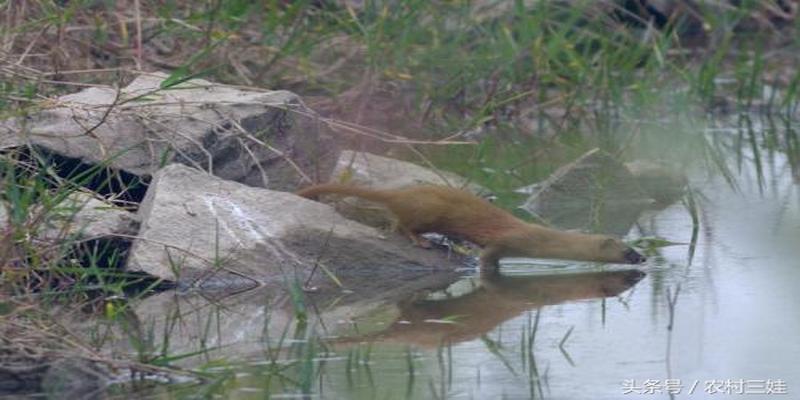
[
  {"xmin": 520, "ymin": 148, "xmax": 654, "ymax": 236},
  {"xmin": 0, "ymin": 192, "xmax": 138, "ymax": 242},
  {"xmin": 0, "ymin": 355, "xmax": 50, "ymax": 395},
  {"xmin": 39, "ymin": 192, "xmax": 139, "ymax": 241},
  {"xmin": 330, "ymin": 150, "xmax": 484, "ymax": 191},
  {"xmin": 127, "ymin": 164, "xmax": 464, "ymax": 287},
  {"xmin": 315, "ymin": 150, "xmax": 488, "ymax": 228},
  {"xmin": 89, "ymin": 269, "xmax": 644, "ymax": 363},
  {"xmin": 0, "ymin": 354, "xmax": 108, "ymax": 398},
  {"xmin": 0, "ymin": 72, "xmax": 338, "ymax": 191},
  {"xmin": 624, "ymin": 160, "xmax": 687, "ymax": 205},
  {"xmin": 114, "ymin": 278, "xmax": 453, "ymax": 364},
  {"xmin": 41, "ymin": 357, "xmax": 109, "ymax": 399}
]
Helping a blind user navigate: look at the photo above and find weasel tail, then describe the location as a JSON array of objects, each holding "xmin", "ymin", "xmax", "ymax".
[{"xmin": 296, "ymin": 183, "xmax": 646, "ymax": 273}]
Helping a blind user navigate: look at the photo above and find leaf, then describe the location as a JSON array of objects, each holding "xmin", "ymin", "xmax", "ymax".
[{"xmin": 160, "ymin": 66, "xmax": 192, "ymax": 89}]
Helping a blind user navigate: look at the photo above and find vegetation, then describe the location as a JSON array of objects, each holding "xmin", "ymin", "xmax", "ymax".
[
  {"xmin": 3, "ymin": 1, "xmax": 797, "ymax": 191},
  {"xmin": 0, "ymin": 0, "xmax": 798, "ymax": 397}
]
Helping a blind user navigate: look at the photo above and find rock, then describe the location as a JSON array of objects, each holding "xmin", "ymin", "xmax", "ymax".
[
  {"xmin": 330, "ymin": 150, "xmax": 485, "ymax": 191},
  {"xmin": 0, "ymin": 192, "xmax": 138, "ymax": 242},
  {"xmin": 0, "ymin": 355, "xmax": 108, "ymax": 398},
  {"xmin": 97, "ymin": 269, "xmax": 644, "ymax": 362},
  {"xmin": 40, "ymin": 358, "xmax": 109, "ymax": 399},
  {"xmin": 0, "ymin": 72, "xmax": 339, "ymax": 191},
  {"xmin": 0, "ymin": 192, "xmax": 137, "ymax": 272},
  {"xmin": 127, "ymin": 164, "xmax": 464, "ymax": 287},
  {"xmin": 624, "ymin": 160, "xmax": 687, "ymax": 205},
  {"xmin": 637, "ymin": 1, "xmax": 798, "ymax": 35},
  {"xmin": 113, "ymin": 277, "xmax": 452, "ymax": 363},
  {"xmin": 520, "ymin": 148, "xmax": 654, "ymax": 236},
  {"xmin": 0, "ymin": 356, "xmax": 50, "ymax": 395},
  {"xmin": 313, "ymin": 150, "xmax": 489, "ymax": 228},
  {"xmin": 39, "ymin": 192, "xmax": 139, "ymax": 241}
]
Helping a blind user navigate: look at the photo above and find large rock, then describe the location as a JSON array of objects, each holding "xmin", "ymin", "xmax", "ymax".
[
  {"xmin": 313, "ymin": 150, "xmax": 489, "ymax": 228},
  {"xmin": 127, "ymin": 164, "xmax": 464, "ymax": 288},
  {"xmin": 520, "ymin": 148, "xmax": 654, "ymax": 236},
  {"xmin": 0, "ymin": 72, "xmax": 338, "ymax": 191}
]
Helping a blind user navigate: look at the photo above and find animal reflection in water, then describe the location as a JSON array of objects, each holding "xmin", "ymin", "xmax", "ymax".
[{"xmin": 351, "ymin": 269, "xmax": 645, "ymax": 347}]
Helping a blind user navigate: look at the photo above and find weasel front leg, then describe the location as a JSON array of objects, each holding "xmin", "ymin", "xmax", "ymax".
[{"xmin": 479, "ymin": 245, "xmax": 502, "ymax": 274}]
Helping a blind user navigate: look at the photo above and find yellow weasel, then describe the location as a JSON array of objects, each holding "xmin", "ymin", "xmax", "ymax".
[{"xmin": 297, "ymin": 183, "xmax": 646, "ymax": 272}]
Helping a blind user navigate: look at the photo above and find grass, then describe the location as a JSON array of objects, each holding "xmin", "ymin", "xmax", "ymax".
[
  {"xmin": 2, "ymin": 4, "xmax": 798, "ymax": 187},
  {"xmin": 1, "ymin": 0, "xmax": 799, "ymax": 398}
]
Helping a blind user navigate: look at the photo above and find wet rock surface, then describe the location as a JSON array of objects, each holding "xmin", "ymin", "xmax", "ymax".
[
  {"xmin": 127, "ymin": 164, "xmax": 465, "ymax": 287},
  {"xmin": 0, "ymin": 72, "xmax": 338, "ymax": 191}
]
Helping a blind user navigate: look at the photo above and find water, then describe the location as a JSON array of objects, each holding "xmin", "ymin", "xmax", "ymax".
[{"xmin": 101, "ymin": 120, "xmax": 800, "ymax": 400}]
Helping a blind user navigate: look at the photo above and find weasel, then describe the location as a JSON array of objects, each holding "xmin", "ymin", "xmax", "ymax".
[{"xmin": 296, "ymin": 183, "xmax": 646, "ymax": 272}]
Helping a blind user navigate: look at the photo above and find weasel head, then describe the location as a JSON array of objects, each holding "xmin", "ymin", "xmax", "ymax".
[{"xmin": 597, "ymin": 237, "xmax": 646, "ymax": 264}]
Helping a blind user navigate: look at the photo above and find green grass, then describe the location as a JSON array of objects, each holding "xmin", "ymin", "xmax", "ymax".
[{"xmin": 3, "ymin": 1, "xmax": 798, "ymax": 122}]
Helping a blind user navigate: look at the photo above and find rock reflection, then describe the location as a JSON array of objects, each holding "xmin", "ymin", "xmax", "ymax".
[{"xmin": 76, "ymin": 268, "xmax": 644, "ymax": 368}]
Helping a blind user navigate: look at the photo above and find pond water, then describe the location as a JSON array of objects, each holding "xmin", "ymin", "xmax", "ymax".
[{"xmin": 112, "ymin": 118, "xmax": 799, "ymax": 400}]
